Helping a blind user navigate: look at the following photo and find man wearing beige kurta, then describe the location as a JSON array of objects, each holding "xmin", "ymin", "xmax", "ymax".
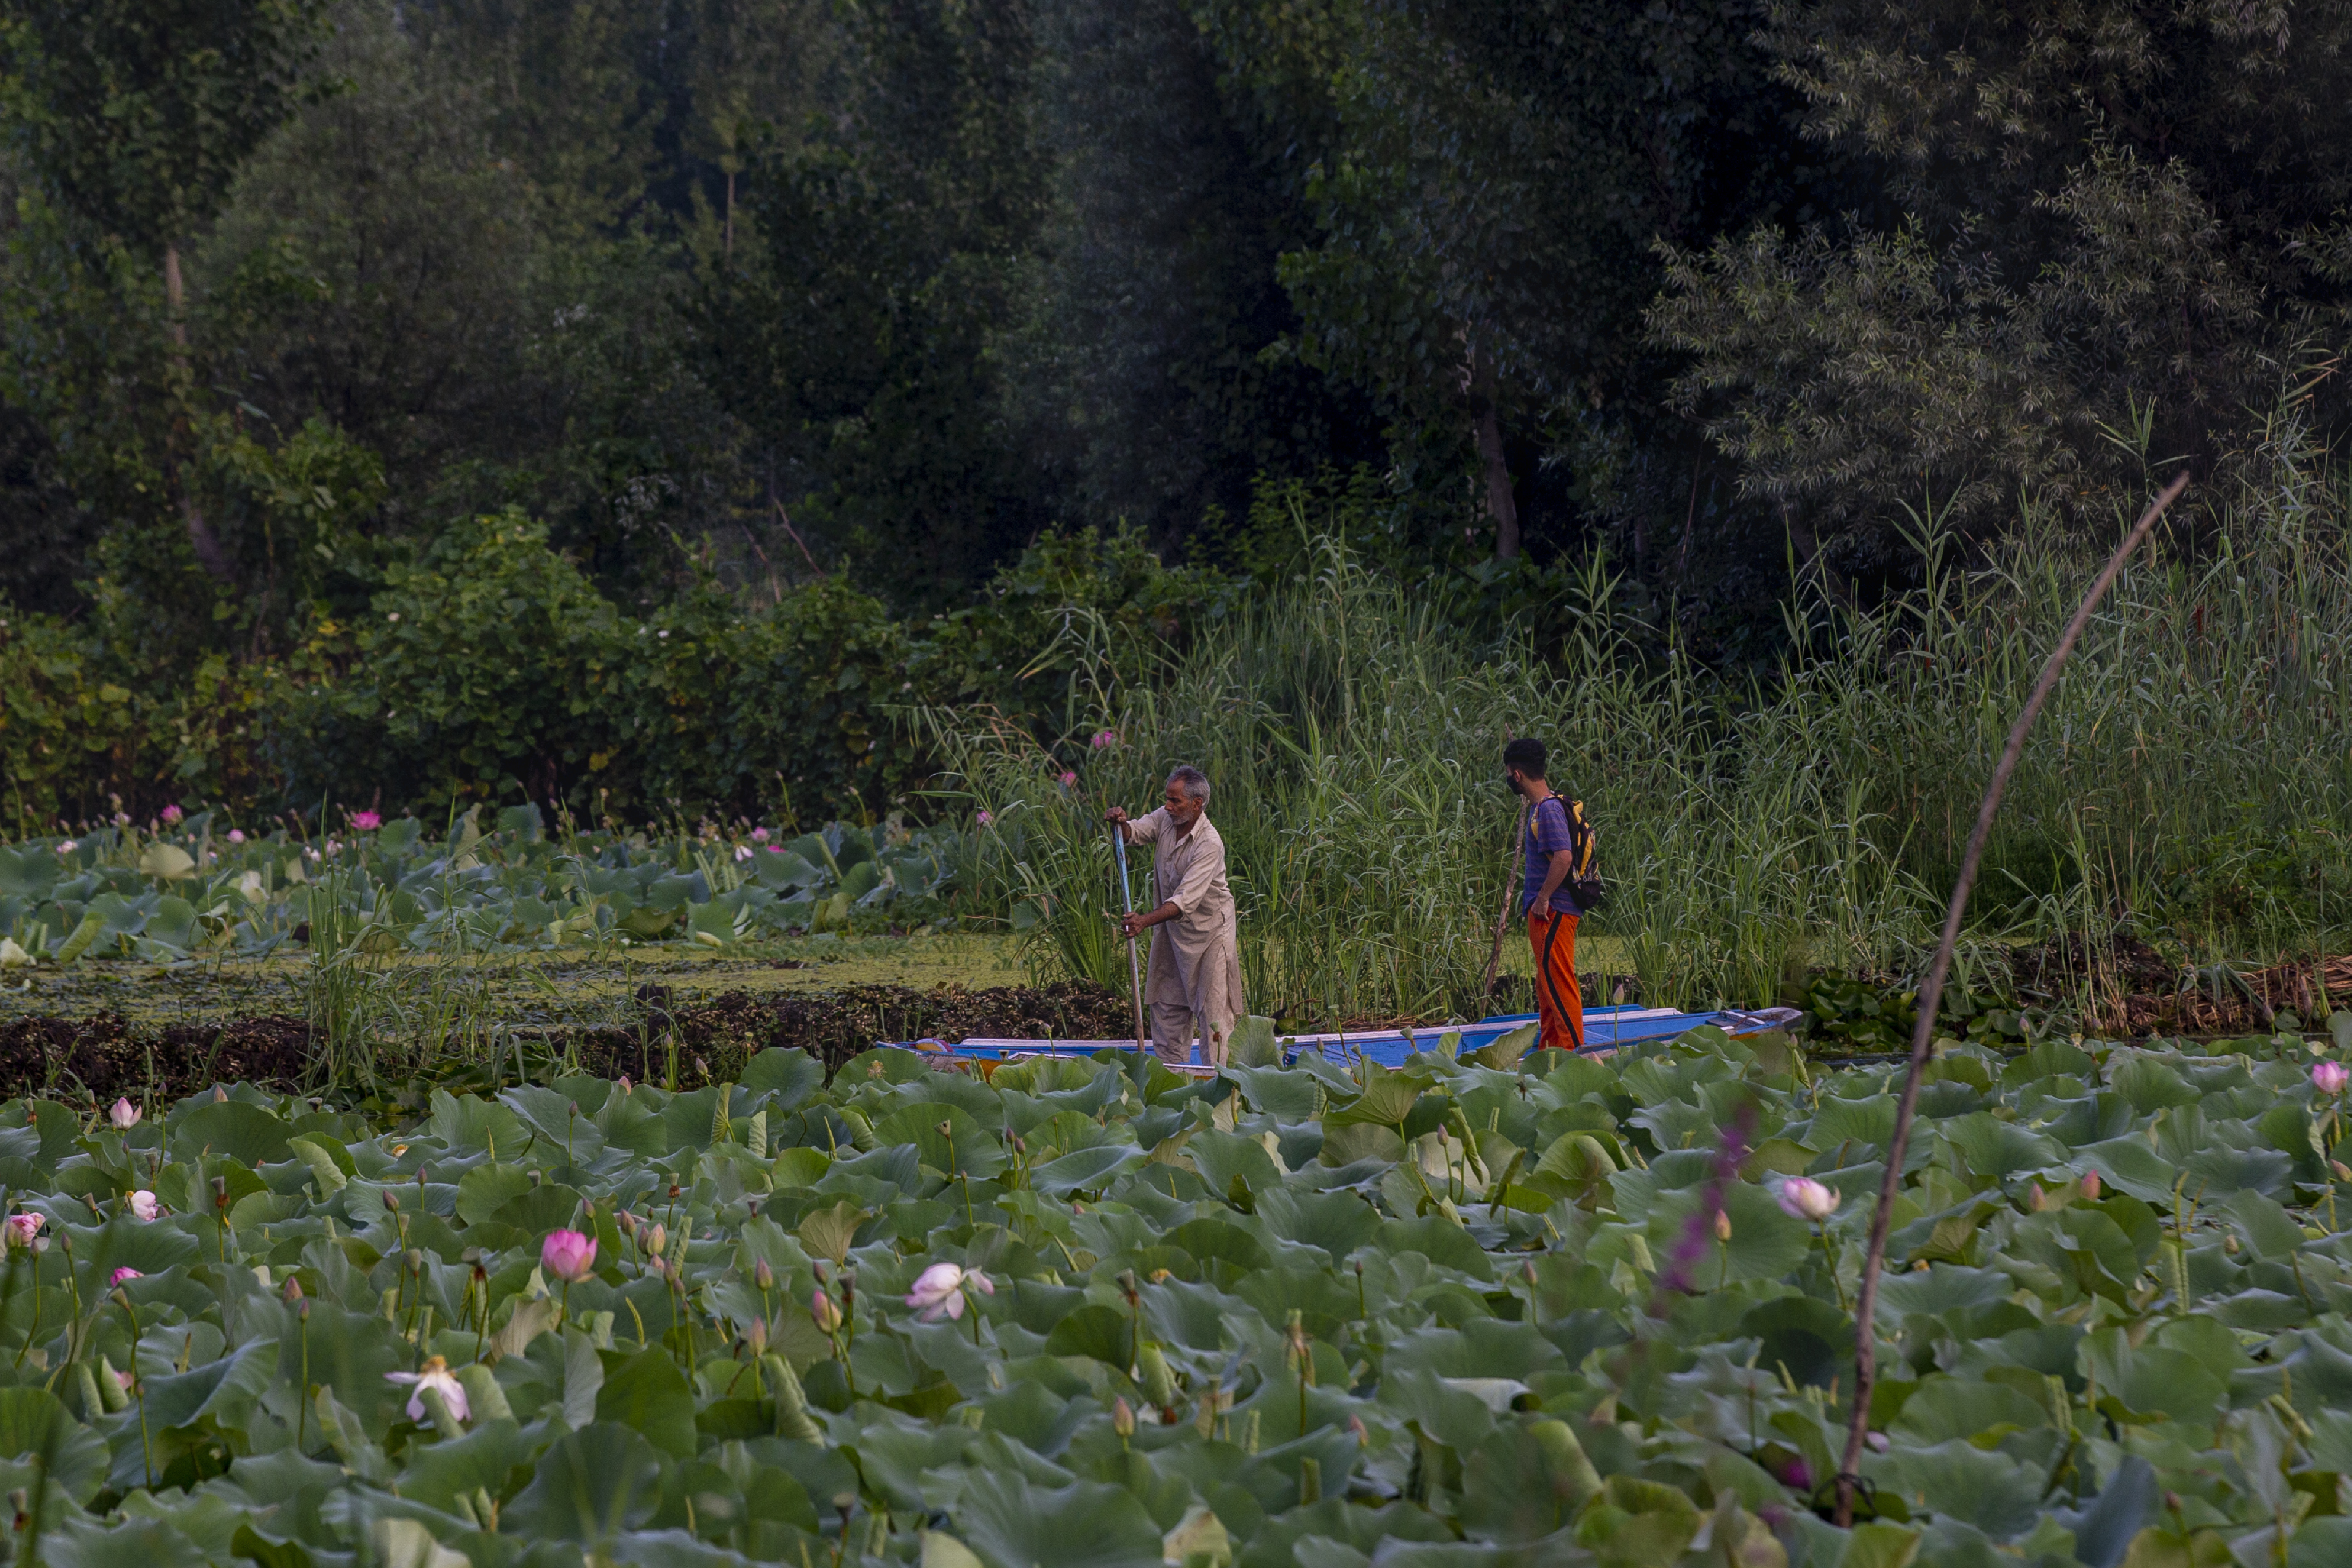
[{"xmin": 1104, "ymin": 766, "xmax": 1245, "ymax": 1068}]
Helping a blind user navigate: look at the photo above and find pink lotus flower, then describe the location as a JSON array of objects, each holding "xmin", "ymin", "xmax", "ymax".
[
  {"xmin": 752, "ymin": 828, "xmax": 770, "ymax": 842},
  {"xmin": 109, "ymin": 1268, "xmax": 141, "ymax": 1287},
  {"xmin": 161, "ymin": 804, "xmax": 183, "ymax": 824},
  {"xmin": 227, "ymin": 829, "xmax": 245, "ymax": 844},
  {"xmin": 2315, "ymin": 1062, "xmax": 2350, "ymax": 1096},
  {"xmin": 386, "ymin": 1355, "xmax": 469, "ymax": 1424},
  {"xmin": 734, "ymin": 844, "xmax": 753, "ymax": 862},
  {"xmin": 55, "ymin": 840, "xmax": 75, "ymax": 853},
  {"xmin": 1774, "ymin": 1177, "xmax": 1841, "ymax": 1223},
  {"xmin": 541, "ymin": 1229, "xmax": 598, "ymax": 1282},
  {"xmin": 904, "ymin": 1262, "xmax": 992, "ymax": 1322},
  {"xmin": 350, "ymin": 810, "xmax": 381, "ymax": 831},
  {"xmin": 3, "ymin": 1214, "xmax": 42, "ymax": 1248},
  {"xmin": 127, "ymin": 1190, "xmax": 159, "ymax": 1221},
  {"xmin": 766, "ymin": 844, "xmax": 784, "ymax": 853},
  {"xmin": 108, "ymin": 1098, "xmax": 140, "ymax": 1129}
]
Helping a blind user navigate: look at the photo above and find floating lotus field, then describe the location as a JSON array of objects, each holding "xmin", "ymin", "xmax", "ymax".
[
  {"xmin": 5, "ymin": 1024, "xmax": 2352, "ymax": 1566},
  {"xmin": 0, "ymin": 812, "xmax": 957, "ymax": 966}
]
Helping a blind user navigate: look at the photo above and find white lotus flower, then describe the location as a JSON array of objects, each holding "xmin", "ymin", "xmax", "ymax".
[
  {"xmin": 1774, "ymin": 1176, "xmax": 1841, "ymax": 1223},
  {"xmin": 905, "ymin": 1262, "xmax": 993, "ymax": 1322},
  {"xmin": 386, "ymin": 1355, "xmax": 470, "ymax": 1424}
]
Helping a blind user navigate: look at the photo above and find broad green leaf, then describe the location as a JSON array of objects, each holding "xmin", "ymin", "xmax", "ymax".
[
  {"xmin": 171, "ymin": 1100, "xmax": 292, "ymax": 1166},
  {"xmin": 1458, "ymin": 1420, "xmax": 1602, "ymax": 1543},
  {"xmin": 0, "ymin": 1387, "xmax": 109, "ymax": 1502},
  {"xmin": 504, "ymin": 1423, "xmax": 668, "ymax": 1543},
  {"xmin": 952, "ymin": 1470, "xmax": 1164, "ymax": 1568},
  {"xmin": 597, "ymin": 1348, "xmax": 698, "ymax": 1459},
  {"xmin": 796, "ymin": 1201, "xmax": 865, "ymax": 1265}
]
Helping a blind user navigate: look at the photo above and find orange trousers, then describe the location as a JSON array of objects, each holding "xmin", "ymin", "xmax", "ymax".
[{"xmin": 1527, "ymin": 910, "xmax": 1584, "ymax": 1052}]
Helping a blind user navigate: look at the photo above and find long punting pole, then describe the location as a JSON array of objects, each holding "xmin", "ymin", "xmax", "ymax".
[{"xmin": 1110, "ymin": 823, "xmax": 1148, "ymax": 1056}]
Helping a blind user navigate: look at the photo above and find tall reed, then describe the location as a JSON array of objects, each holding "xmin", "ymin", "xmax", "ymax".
[{"xmin": 932, "ymin": 429, "xmax": 2352, "ymax": 1025}]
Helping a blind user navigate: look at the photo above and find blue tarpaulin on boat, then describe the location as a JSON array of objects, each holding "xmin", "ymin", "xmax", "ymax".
[{"xmin": 885, "ymin": 1003, "xmax": 1798, "ymax": 1069}]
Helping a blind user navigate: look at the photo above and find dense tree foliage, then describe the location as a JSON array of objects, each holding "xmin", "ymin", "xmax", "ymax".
[
  {"xmin": 1654, "ymin": 0, "xmax": 2352, "ymax": 581},
  {"xmin": 0, "ymin": 0, "xmax": 2345, "ymax": 816}
]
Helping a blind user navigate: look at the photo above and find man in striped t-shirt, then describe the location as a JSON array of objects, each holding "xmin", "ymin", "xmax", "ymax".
[{"xmin": 1504, "ymin": 737, "xmax": 1586, "ymax": 1052}]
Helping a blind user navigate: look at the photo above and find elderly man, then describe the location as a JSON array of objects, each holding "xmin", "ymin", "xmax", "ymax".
[{"xmin": 1104, "ymin": 765, "xmax": 1245, "ymax": 1068}]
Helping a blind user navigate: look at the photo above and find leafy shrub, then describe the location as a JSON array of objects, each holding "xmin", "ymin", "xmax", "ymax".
[{"xmin": 1, "ymin": 519, "xmax": 1234, "ymax": 828}]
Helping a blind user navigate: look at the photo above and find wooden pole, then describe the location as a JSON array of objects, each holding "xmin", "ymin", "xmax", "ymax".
[{"xmin": 1110, "ymin": 823, "xmax": 1148, "ymax": 1057}]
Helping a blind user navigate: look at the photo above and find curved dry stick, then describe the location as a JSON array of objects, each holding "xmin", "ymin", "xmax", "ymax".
[{"xmin": 1833, "ymin": 471, "xmax": 2190, "ymax": 1527}]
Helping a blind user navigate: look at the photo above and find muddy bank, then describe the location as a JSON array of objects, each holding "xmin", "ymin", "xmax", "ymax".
[{"xmin": 0, "ymin": 979, "xmax": 1134, "ymax": 1102}]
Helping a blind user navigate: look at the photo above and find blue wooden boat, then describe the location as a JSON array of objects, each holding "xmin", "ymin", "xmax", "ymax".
[{"xmin": 886, "ymin": 1002, "xmax": 1801, "ymax": 1072}]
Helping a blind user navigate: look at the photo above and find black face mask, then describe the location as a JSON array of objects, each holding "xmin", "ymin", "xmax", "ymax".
[{"xmin": 1503, "ymin": 774, "xmax": 1521, "ymax": 799}]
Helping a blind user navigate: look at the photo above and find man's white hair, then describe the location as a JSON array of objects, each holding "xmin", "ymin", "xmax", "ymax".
[{"xmin": 1167, "ymin": 765, "xmax": 1210, "ymax": 803}]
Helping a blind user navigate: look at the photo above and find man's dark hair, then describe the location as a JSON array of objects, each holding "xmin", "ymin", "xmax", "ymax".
[{"xmin": 1503, "ymin": 737, "xmax": 1546, "ymax": 779}]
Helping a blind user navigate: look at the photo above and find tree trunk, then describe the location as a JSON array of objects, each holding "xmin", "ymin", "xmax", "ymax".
[
  {"xmin": 1467, "ymin": 350, "xmax": 1519, "ymax": 559},
  {"xmin": 725, "ymin": 169, "xmax": 735, "ymax": 259},
  {"xmin": 164, "ymin": 244, "xmax": 234, "ymax": 582}
]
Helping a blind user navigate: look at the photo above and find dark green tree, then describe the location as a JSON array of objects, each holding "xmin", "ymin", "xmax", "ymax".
[
  {"xmin": 0, "ymin": 0, "xmax": 332, "ymax": 579},
  {"xmin": 1652, "ymin": 0, "xmax": 2352, "ymax": 570},
  {"xmin": 704, "ymin": 0, "xmax": 1051, "ymax": 608},
  {"xmin": 998, "ymin": 0, "xmax": 1381, "ymax": 548},
  {"xmin": 1198, "ymin": 0, "xmax": 1815, "ymax": 562}
]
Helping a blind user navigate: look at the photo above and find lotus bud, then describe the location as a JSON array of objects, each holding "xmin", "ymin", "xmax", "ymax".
[
  {"xmin": 813, "ymin": 1259, "xmax": 828, "ymax": 1284},
  {"xmin": 812, "ymin": 1290, "xmax": 842, "ymax": 1334},
  {"xmin": 755, "ymin": 1259, "xmax": 775, "ymax": 1291},
  {"xmin": 2225, "ymin": 1234, "xmax": 2241, "ymax": 1254},
  {"xmin": 541, "ymin": 1229, "xmax": 598, "ymax": 1283},
  {"xmin": 2334, "ymin": 1160, "xmax": 2352, "ymax": 1182},
  {"xmin": 283, "ymin": 1277, "xmax": 304, "ymax": 1303},
  {"xmin": 1714, "ymin": 1210, "xmax": 1732, "ymax": 1242},
  {"xmin": 1774, "ymin": 1176, "xmax": 1840, "ymax": 1223},
  {"xmin": 2081, "ymin": 1170, "xmax": 2102, "ymax": 1201},
  {"xmin": 646, "ymin": 1223, "xmax": 666, "ymax": 1258},
  {"xmin": 2029, "ymin": 1183, "xmax": 2048, "ymax": 1212},
  {"xmin": 1112, "ymin": 1396, "xmax": 1136, "ymax": 1440},
  {"xmin": 616, "ymin": 1210, "xmax": 637, "ymax": 1237},
  {"xmin": 384, "ymin": 1190, "xmax": 401, "ymax": 1212},
  {"xmin": 747, "ymin": 1318, "xmax": 768, "ymax": 1355},
  {"xmin": 108, "ymin": 1098, "xmax": 140, "ymax": 1130}
]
